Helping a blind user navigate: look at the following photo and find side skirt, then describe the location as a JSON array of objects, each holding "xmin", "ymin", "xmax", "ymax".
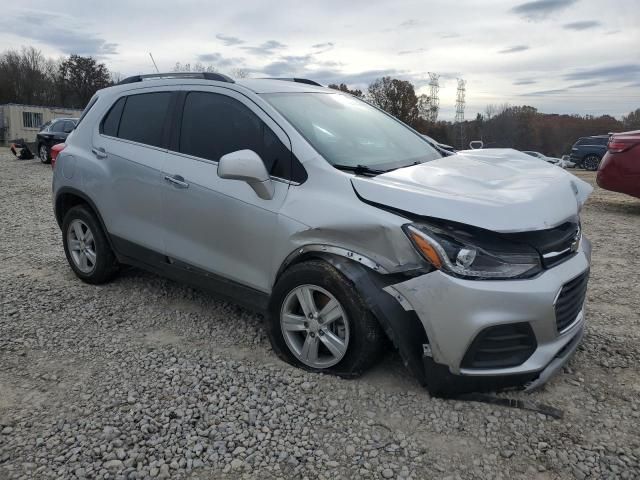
[{"xmin": 110, "ymin": 235, "xmax": 270, "ymax": 314}]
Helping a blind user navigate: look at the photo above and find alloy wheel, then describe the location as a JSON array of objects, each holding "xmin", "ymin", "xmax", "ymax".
[
  {"xmin": 40, "ymin": 145, "xmax": 48, "ymax": 163},
  {"xmin": 67, "ymin": 219, "xmax": 97, "ymax": 273},
  {"xmin": 280, "ymin": 285, "xmax": 350, "ymax": 368},
  {"xmin": 584, "ymin": 155, "xmax": 600, "ymax": 171}
]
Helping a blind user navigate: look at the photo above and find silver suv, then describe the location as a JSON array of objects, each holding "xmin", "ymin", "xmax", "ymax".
[{"xmin": 53, "ymin": 73, "xmax": 593, "ymax": 395}]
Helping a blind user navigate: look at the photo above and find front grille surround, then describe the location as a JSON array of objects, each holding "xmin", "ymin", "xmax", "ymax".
[{"xmin": 554, "ymin": 270, "xmax": 589, "ymax": 333}]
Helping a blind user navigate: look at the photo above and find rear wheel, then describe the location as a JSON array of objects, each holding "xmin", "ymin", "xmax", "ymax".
[
  {"xmin": 62, "ymin": 205, "xmax": 119, "ymax": 284},
  {"xmin": 39, "ymin": 144, "xmax": 50, "ymax": 164},
  {"xmin": 267, "ymin": 260, "xmax": 385, "ymax": 377},
  {"xmin": 583, "ymin": 154, "xmax": 601, "ymax": 171}
]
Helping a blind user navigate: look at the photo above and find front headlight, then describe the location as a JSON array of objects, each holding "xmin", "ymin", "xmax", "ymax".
[{"xmin": 403, "ymin": 222, "xmax": 542, "ymax": 280}]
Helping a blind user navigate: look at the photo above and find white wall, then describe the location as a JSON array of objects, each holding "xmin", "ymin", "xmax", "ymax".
[{"xmin": 0, "ymin": 104, "xmax": 83, "ymax": 145}]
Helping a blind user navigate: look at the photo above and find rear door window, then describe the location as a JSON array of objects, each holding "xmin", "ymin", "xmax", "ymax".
[
  {"xmin": 51, "ymin": 121, "xmax": 65, "ymax": 133},
  {"xmin": 117, "ymin": 92, "xmax": 171, "ymax": 147}
]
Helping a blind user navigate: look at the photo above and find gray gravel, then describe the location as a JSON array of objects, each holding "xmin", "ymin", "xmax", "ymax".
[{"xmin": 1, "ymin": 151, "xmax": 639, "ymax": 479}]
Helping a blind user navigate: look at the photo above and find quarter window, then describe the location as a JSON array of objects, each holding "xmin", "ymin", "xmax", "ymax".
[
  {"xmin": 101, "ymin": 97, "xmax": 126, "ymax": 137},
  {"xmin": 117, "ymin": 92, "xmax": 171, "ymax": 147},
  {"xmin": 178, "ymin": 92, "xmax": 296, "ymax": 179}
]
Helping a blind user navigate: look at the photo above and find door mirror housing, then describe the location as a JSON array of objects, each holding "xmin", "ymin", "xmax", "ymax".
[{"xmin": 217, "ymin": 150, "xmax": 274, "ymax": 200}]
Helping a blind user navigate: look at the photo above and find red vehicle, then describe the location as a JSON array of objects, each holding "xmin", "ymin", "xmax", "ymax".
[
  {"xmin": 50, "ymin": 143, "xmax": 66, "ymax": 169},
  {"xmin": 597, "ymin": 130, "xmax": 640, "ymax": 199}
]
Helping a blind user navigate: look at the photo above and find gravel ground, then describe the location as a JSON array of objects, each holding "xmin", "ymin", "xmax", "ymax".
[{"xmin": 1, "ymin": 149, "xmax": 638, "ymax": 480}]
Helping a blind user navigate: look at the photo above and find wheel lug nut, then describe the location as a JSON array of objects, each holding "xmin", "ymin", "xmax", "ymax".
[{"xmin": 310, "ymin": 332, "xmax": 315, "ymax": 338}]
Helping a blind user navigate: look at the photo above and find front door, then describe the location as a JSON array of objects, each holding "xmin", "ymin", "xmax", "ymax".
[{"xmin": 160, "ymin": 89, "xmax": 292, "ymax": 293}]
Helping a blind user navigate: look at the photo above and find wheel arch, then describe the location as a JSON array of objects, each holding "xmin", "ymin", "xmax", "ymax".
[
  {"xmin": 273, "ymin": 247, "xmax": 430, "ymax": 385},
  {"xmin": 274, "ymin": 244, "xmax": 390, "ymax": 285},
  {"xmin": 54, "ymin": 188, "xmax": 115, "ymax": 250}
]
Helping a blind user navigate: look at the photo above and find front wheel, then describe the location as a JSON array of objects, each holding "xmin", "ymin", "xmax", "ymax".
[
  {"xmin": 583, "ymin": 154, "xmax": 601, "ymax": 171},
  {"xmin": 267, "ymin": 260, "xmax": 385, "ymax": 377},
  {"xmin": 39, "ymin": 144, "xmax": 50, "ymax": 164}
]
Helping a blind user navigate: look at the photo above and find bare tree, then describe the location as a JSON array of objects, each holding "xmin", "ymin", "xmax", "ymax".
[
  {"xmin": 230, "ymin": 68, "xmax": 250, "ymax": 79},
  {"xmin": 173, "ymin": 62, "xmax": 218, "ymax": 73},
  {"xmin": 484, "ymin": 104, "xmax": 497, "ymax": 120}
]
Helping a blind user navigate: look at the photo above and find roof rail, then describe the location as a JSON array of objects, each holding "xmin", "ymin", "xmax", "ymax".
[
  {"xmin": 263, "ymin": 77, "xmax": 323, "ymax": 87},
  {"xmin": 117, "ymin": 72, "xmax": 235, "ymax": 85}
]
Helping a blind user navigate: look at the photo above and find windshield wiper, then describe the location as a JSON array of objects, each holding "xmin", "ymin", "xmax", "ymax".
[{"xmin": 333, "ymin": 164, "xmax": 390, "ymax": 176}]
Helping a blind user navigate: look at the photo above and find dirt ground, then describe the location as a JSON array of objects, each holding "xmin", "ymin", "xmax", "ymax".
[{"xmin": 0, "ymin": 150, "xmax": 638, "ymax": 479}]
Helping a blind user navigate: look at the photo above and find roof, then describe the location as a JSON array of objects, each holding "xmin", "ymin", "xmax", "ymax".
[{"xmin": 0, "ymin": 103, "xmax": 83, "ymax": 111}]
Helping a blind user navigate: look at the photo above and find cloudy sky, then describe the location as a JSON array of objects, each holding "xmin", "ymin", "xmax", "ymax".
[{"xmin": 2, "ymin": 0, "xmax": 639, "ymax": 119}]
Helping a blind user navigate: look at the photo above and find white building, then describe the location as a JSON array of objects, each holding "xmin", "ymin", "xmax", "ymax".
[{"xmin": 0, "ymin": 103, "xmax": 83, "ymax": 146}]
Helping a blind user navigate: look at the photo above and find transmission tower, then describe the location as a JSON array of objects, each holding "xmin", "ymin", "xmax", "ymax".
[
  {"xmin": 455, "ymin": 78, "xmax": 466, "ymax": 148},
  {"xmin": 428, "ymin": 72, "xmax": 440, "ymax": 122}
]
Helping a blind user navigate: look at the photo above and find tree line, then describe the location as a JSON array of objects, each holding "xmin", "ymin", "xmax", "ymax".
[
  {"xmin": 2, "ymin": 46, "xmax": 638, "ymax": 156},
  {"xmin": 330, "ymin": 79, "xmax": 640, "ymax": 156},
  {"xmin": 0, "ymin": 47, "xmax": 112, "ymax": 110}
]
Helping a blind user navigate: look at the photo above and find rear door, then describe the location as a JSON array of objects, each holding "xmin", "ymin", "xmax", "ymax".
[
  {"xmin": 160, "ymin": 88, "xmax": 293, "ymax": 292},
  {"xmin": 91, "ymin": 90, "xmax": 175, "ymax": 256}
]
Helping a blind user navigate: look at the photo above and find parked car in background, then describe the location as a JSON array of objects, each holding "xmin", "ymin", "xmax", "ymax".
[
  {"xmin": 53, "ymin": 72, "xmax": 592, "ymax": 396},
  {"xmin": 36, "ymin": 118, "xmax": 77, "ymax": 164},
  {"xmin": 597, "ymin": 130, "xmax": 640, "ymax": 199},
  {"xmin": 570, "ymin": 135, "xmax": 609, "ymax": 170},
  {"xmin": 523, "ymin": 151, "xmax": 558, "ymax": 164},
  {"xmin": 561, "ymin": 155, "xmax": 576, "ymax": 168}
]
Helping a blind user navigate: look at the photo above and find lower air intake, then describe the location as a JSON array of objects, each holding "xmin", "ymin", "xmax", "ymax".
[{"xmin": 461, "ymin": 323, "xmax": 537, "ymax": 369}]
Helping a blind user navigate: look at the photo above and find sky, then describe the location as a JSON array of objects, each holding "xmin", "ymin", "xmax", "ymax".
[{"xmin": 1, "ymin": 0, "xmax": 639, "ymax": 120}]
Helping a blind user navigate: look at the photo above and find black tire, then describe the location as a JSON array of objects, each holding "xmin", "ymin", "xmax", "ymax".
[
  {"xmin": 39, "ymin": 144, "xmax": 50, "ymax": 164},
  {"xmin": 267, "ymin": 259, "xmax": 385, "ymax": 377},
  {"xmin": 583, "ymin": 154, "xmax": 601, "ymax": 171},
  {"xmin": 62, "ymin": 205, "xmax": 119, "ymax": 284}
]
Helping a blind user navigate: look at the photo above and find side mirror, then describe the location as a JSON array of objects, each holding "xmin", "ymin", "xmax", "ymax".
[
  {"xmin": 217, "ymin": 150, "xmax": 274, "ymax": 200},
  {"xmin": 469, "ymin": 140, "xmax": 484, "ymax": 150}
]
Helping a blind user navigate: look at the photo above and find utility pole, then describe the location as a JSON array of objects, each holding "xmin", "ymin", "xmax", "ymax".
[
  {"xmin": 455, "ymin": 78, "xmax": 466, "ymax": 149},
  {"xmin": 428, "ymin": 72, "xmax": 440, "ymax": 122}
]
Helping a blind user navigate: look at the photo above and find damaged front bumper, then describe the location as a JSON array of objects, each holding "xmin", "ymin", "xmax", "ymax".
[{"xmin": 384, "ymin": 236, "xmax": 592, "ymax": 393}]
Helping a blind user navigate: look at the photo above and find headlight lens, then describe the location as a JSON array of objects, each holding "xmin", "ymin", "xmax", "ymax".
[{"xmin": 404, "ymin": 223, "xmax": 542, "ymax": 280}]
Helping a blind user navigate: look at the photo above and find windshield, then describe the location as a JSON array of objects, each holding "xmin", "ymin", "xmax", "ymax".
[{"xmin": 263, "ymin": 92, "xmax": 442, "ymax": 170}]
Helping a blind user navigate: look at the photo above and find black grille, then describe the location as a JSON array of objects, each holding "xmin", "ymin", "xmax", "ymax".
[
  {"xmin": 461, "ymin": 323, "xmax": 537, "ymax": 369},
  {"xmin": 555, "ymin": 270, "xmax": 589, "ymax": 332},
  {"xmin": 507, "ymin": 221, "xmax": 580, "ymax": 269},
  {"xmin": 538, "ymin": 224, "xmax": 580, "ymax": 268}
]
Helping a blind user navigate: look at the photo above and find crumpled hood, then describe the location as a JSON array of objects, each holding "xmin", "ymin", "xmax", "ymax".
[{"xmin": 351, "ymin": 149, "xmax": 593, "ymax": 233}]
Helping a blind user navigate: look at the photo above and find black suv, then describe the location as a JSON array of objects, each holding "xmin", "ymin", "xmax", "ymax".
[
  {"xmin": 570, "ymin": 135, "xmax": 609, "ymax": 171},
  {"xmin": 36, "ymin": 118, "xmax": 78, "ymax": 164}
]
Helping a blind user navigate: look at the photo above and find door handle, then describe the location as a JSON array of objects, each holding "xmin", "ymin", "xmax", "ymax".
[
  {"xmin": 164, "ymin": 174, "xmax": 189, "ymax": 189},
  {"xmin": 91, "ymin": 147, "xmax": 107, "ymax": 159}
]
